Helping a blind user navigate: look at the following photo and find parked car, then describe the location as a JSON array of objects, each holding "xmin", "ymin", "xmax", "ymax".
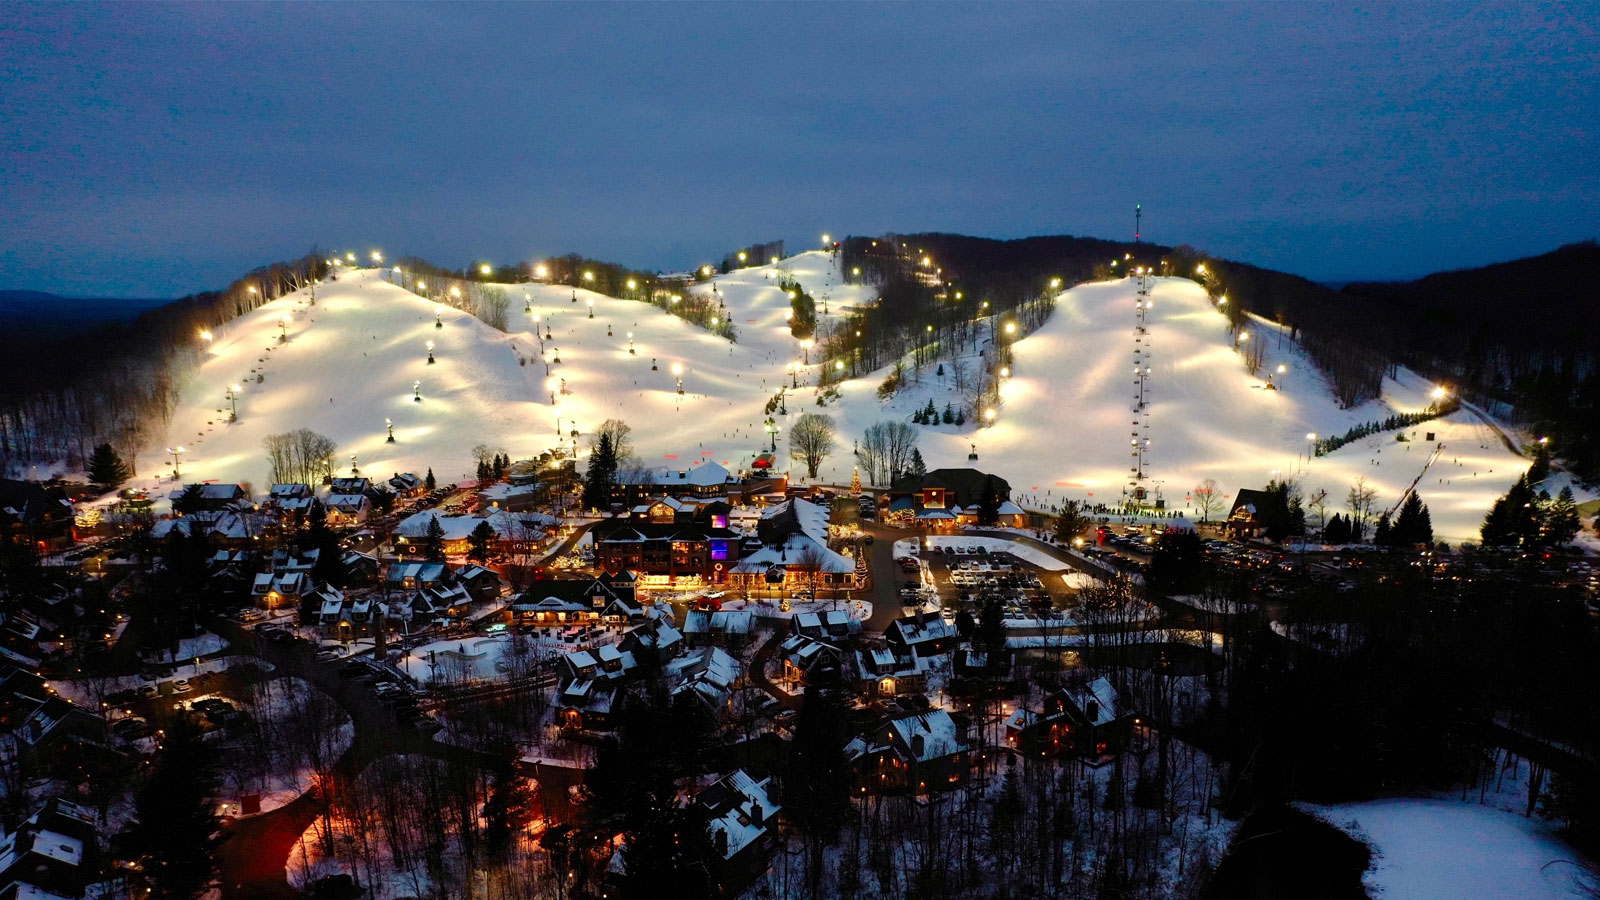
[
  {"xmin": 314, "ymin": 649, "xmax": 341, "ymax": 663},
  {"xmin": 137, "ymin": 684, "xmax": 160, "ymax": 700},
  {"xmin": 171, "ymin": 679, "xmax": 192, "ymax": 694}
]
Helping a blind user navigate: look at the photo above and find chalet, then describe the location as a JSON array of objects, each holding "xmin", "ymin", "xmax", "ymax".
[
  {"xmin": 453, "ymin": 564, "xmax": 503, "ymax": 603},
  {"xmin": 265, "ymin": 483, "xmax": 315, "ymax": 515},
  {"xmin": 328, "ymin": 476, "xmax": 370, "ymax": 496},
  {"xmin": 728, "ymin": 499, "xmax": 857, "ymax": 596},
  {"xmin": 393, "ymin": 510, "xmax": 552, "ymax": 557},
  {"xmin": 852, "ymin": 644, "xmax": 933, "ymax": 697},
  {"xmin": 694, "ymin": 770, "xmax": 781, "ymax": 898},
  {"xmin": 619, "ymin": 616, "xmax": 685, "ymax": 658},
  {"xmin": 1226, "ymin": 488, "xmax": 1271, "ymax": 538},
  {"xmin": 252, "ymin": 571, "xmax": 309, "ymax": 610},
  {"xmin": 777, "ymin": 633, "xmax": 842, "ymax": 687},
  {"xmin": 0, "ymin": 797, "xmax": 98, "ymax": 900},
  {"xmin": 589, "ymin": 519, "xmax": 741, "ymax": 589},
  {"xmin": 323, "ymin": 492, "xmax": 370, "ymax": 524},
  {"xmin": 955, "ymin": 499, "xmax": 1028, "ymax": 529},
  {"xmin": 386, "ymin": 472, "xmax": 424, "ymax": 497},
  {"xmin": 0, "ymin": 481, "xmax": 76, "ymax": 553},
  {"xmin": 666, "ymin": 646, "xmax": 739, "ymax": 720},
  {"xmin": 885, "ymin": 612, "xmax": 957, "ymax": 658},
  {"xmin": 682, "ymin": 609, "xmax": 754, "ymax": 650},
  {"xmin": 478, "ymin": 480, "xmax": 543, "ymax": 512},
  {"xmin": 171, "ymin": 482, "xmax": 251, "ymax": 513},
  {"xmin": 151, "ymin": 510, "xmax": 260, "ymax": 548},
  {"xmin": 512, "ymin": 574, "xmax": 635, "ymax": 626},
  {"xmin": 612, "ymin": 460, "xmax": 738, "ymax": 505},
  {"xmin": 794, "ymin": 610, "xmax": 861, "ymax": 644},
  {"xmin": 1004, "ymin": 676, "xmax": 1136, "ymax": 760},
  {"xmin": 385, "ymin": 560, "xmax": 449, "ymax": 592},
  {"xmin": 557, "ymin": 644, "xmax": 640, "ymax": 730},
  {"xmin": 846, "ymin": 709, "xmax": 974, "ymax": 792}
]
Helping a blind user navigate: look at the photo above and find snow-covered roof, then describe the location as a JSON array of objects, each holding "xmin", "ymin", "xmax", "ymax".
[{"xmin": 698, "ymin": 769, "xmax": 780, "ymax": 860}]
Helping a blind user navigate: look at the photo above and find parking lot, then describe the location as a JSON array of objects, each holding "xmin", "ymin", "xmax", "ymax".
[{"xmin": 899, "ymin": 542, "xmax": 1070, "ymax": 624}]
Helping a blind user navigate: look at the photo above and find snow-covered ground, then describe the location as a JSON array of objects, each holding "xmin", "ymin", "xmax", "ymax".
[
  {"xmin": 1316, "ymin": 798, "xmax": 1590, "ymax": 900},
  {"xmin": 917, "ymin": 534, "xmax": 1073, "ymax": 571},
  {"xmin": 143, "ymin": 254, "xmax": 1550, "ymax": 543}
]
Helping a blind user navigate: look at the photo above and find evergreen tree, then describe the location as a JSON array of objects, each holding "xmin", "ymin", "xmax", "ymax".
[
  {"xmin": 424, "ymin": 467, "xmax": 436, "ymax": 491},
  {"xmin": 305, "ymin": 501, "xmax": 347, "ymax": 586},
  {"xmin": 1394, "ymin": 492, "xmax": 1432, "ymax": 547},
  {"xmin": 421, "ymin": 515, "xmax": 447, "ymax": 562},
  {"xmin": 582, "ymin": 433, "xmax": 619, "ymax": 511},
  {"xmin": 1374, "ymin": 512, "xmax": 1392, "ymax": 547},
  {"xmin": 942, "ymin": 403, "xmax": 955, "ymax": 424},
  {"xmin": 87, "ymin": 442, "xmax": 130, "ymax": 489},
  {"xmin": 1548, "ymin": 485, "xmax": 1582, "ymax": 545},
  {"xmin": 977, "ymin": 474, "xmax": 1001, "ymax": 525},
  {"xmin": 128, "ymin": 718, "xmax": 219, "ymax": 899},
  {"xmin": 955, "ymin": 409, "xmax": 966, "ymax": 426},
  {"xmin": 1055, "ymin": 500, "xmax": 1091, "ymax": 542},
  {"xmin": 476, "ymin": 459, "xmax": 489, "ymax": 482},
  {"xmin": 908, "ymin": 447, "xmax": 928, "ymax": 478},
  {"xmin": 467, "ymin": 520, "xmax": 496, "ymax": 564}
]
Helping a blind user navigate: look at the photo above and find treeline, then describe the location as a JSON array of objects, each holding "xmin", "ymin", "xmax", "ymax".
[
  {"xmin": 720, "ymin": 239, "xmax": 786, "ymax": 272},
  {"xmin": 0, "ymin": 251, "xmax": 327, "ymax": 473},
  {"xmin": 1343, "ymin": 241, "xmax": 1600, "ymax": 481},
  {"xmin": 1312, "ymin": 397, "xmax": 1460, "ymax": 456}
]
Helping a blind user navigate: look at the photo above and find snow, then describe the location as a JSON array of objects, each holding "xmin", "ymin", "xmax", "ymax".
[
  {"xmin": 143, "ymin": 258, "xmax": 1543, "ymax": 542},
  {"xmin": 1316, "ymin": 798, "xmax": 1589, "ymax": 900},
  {"xmin": 919, "ymin": 534, "xmax": 1073, "ymax": 571}
]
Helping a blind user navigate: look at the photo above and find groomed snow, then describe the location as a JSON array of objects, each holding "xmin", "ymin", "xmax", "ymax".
[{"xmin": 145, "ymin": 254, "xmax": 1543, "ymax": 543}]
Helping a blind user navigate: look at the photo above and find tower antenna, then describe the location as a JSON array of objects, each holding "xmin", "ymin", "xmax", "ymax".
[{"xmin": 1135, "ymin": 203, "xmax": 1142, "ymax": 243}]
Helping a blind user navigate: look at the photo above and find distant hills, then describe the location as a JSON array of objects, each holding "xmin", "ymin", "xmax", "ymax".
[{"xmin": 0, "ymin": 289, "xmax": 171, "ymax": 332}]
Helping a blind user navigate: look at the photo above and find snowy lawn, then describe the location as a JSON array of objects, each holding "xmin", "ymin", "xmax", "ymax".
[{"xmin": 1314, "ymin": 798, "xmax": 1592, "ymax": 900}]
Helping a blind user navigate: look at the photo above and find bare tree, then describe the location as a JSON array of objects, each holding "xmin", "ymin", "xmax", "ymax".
[
  {"xmin": 860, "ymin": 420, "xmax": 919, "ymax": 486},
  {"xmin": 1308, "ymin": 487, "xmax": 1330, "ymax": 535},
  {"xmin": 1347, "ymin": 476, "xmax": 1378, "ymax": 540},
  {"xmin": 789, "ymin": 413, "xmax": 837, "ymax": 479},
  {"xmin": 587, "ymin": 418, "xmax": 633, "ymax": 459},
  {"xmin": 265, "ymin": 428, "xmax": 336, "ymax": 485},
  {"xmin": 1192, "ymin": 478, "xmax": 1221, "ymax": 523}
]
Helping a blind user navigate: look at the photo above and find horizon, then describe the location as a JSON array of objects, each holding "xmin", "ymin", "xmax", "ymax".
[{"xmin": 3, "ymin": 2, "xmax": 1597, "ymax": 297}]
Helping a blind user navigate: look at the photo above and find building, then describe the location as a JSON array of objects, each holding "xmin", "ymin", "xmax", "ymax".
[
  {"xmin": 846, "ymin": 709, "xmax": 974, "ymax": 793},
  {"xmin": 611, "ymin": 460, "xmax": 738, "ymax": 505},
  {"xmin": 885, "ymin": 612, "xmax": 957, "ymax": 659},
  {"xmin": 1004, "ymin": 676, "xmax": 1136, "ymax": 760},
  {"xmin": 511, "ymin": 574, "xmax": 637, "ymax": 627},
  {"xmin": 1226, "ymin": 489, "xmax": 1272, "ymax": 538},
  {"xmin": 589, "ymin": 519, "xmax": 742, "ymax": 590},
  {"xmin": 393, "ymin": 510, "xmax": 553, "ymax": 558},
  {"xmin": 728, "ymin": 499, "xmax": 857, "ymax": 597},
  {"xmin": 694, "ymin": 770, "xmax": 781, "ymax": 898},
  {"xmin": 0, "ymin": 797, "xmax": 98, "ymax": 899},
  {"xmin": 682, "ymin": 609, "xmax": 754, "ymax": 650}
]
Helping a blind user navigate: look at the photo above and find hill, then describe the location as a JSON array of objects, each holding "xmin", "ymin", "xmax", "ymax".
[{"xmin": 143, "ymin": 253, "xmax": 1537, "ymax": 543}]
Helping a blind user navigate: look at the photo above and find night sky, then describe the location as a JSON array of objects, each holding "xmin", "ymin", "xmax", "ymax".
[{"xmin": 2, "ymin": 2, "xmax": 1596, "ymax": 298}]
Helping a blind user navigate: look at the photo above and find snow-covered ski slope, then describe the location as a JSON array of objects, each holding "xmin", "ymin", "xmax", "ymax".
[{"xmin": 146, "ymin": 251, "xmax": 1531, "ymax": 542}]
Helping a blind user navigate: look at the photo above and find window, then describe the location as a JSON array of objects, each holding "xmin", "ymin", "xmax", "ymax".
[{"xmin": 710, "ymin": 540, "xmax": 729, "ymax": 561}]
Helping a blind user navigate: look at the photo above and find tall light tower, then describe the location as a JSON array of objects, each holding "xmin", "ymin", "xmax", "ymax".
[
  {"xmin": 1129, "ymin": 267, "xmax": 1154, "ymax": 505},
  {"xmin": 1135, "ymin": 203, "xmax": 1142, "ymax": 243}
]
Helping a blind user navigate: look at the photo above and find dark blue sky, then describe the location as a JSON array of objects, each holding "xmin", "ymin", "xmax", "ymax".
[{"xmin": 3, "ymin": 2, "xmax": 1596, "ymax": 298}]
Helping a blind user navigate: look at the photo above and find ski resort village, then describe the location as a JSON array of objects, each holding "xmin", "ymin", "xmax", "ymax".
[{"xmin": 3, "ymin": 238, "xmax": 1598, "ymax": 900}]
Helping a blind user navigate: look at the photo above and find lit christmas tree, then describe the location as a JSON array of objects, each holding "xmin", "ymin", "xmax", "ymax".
[{"xmin": 851, "ymin": 467, "xmax": 861, "ymax": 496}]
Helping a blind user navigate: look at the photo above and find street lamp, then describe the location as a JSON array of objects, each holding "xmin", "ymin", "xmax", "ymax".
[
  {"xmin": 386, "ymin": 418, "xmax": 395, "ymax": 443},
  {"xmin": 984, "ymin": 408, "xmax": 997, "ymax": 426},
  {"xmin": 535, "ymin": 263, "xmax": 549, "ymax": 279},
  {"xmin": 435, "ymin": 306, "xmax": 443, "ymax": 328},
  {"xmin": 627, "ymin": 331, "xmax": 635, "ymax": 355},
  {"xmin": 226, "ymin": 384, "xmax": 241, "ymax": 422},
  {"xmin": 412, "ymin": 380, "xmax": 422, "ymax": 402},
  {"xmin": 765, "ymin": 418, "xmax": 779, "ymax": 452},
  {"xmin": 672, "ymin": 362, "xmax": 684, "ymax": 395},
  {"xmin": 167, "ymin": 446, "xmax": 186, "ymax": 480},
  {"xmin": 372, "ymin": 251, "xmax": 383, "ymax": 264},
  {"xmin": 788, "ymin": 362, "xmax": 798, "ymax": 389},
  {"xmin": 480, "ymin": 263, "xmax": 492, "ymax": 276},
  {"xmin": 199, "ymin": 329, "xmax": 213, "ymax": 344},
  {"xmin": 583, "ymin": 271, "xmax": 595, "ymax": 285},
  {"xmin": 426, "ymin": 340, "xmax": 435, "ymax": 364},
  {"xmin": 801, "ymin": 338, "xmax": 814, "ymax": 364},
  {"xmin": 1306, "ymin": 432, "xmax": 1317, "ymax": 461}
]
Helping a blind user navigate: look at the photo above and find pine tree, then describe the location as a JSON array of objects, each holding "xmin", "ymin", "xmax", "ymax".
[
  {"xmin": 942, "ymin": 403, "xmax": 955, "ymax": 424},
  {"xmin": 582, "ymin": 433, "xmax": 619, "ymax": 511},
  {"xmin": 467, "ymin": 520, "xmax": 495, "ymax": 563},
  {"xmin": 422, "ymin": 515, "xmax": 447, "ymax": 562},
  {"xmin": 978, "ymin": 474, "xmax": 1001, "ymax": 525},
  {"xmin": 1055, "ymin": 500, "xmax": 1090, "ymax": 542},
  {"xmin": 128, "ymin": 718, "xmax": 219, "ymax": 899},
  {"xmin": 87, "ymin": 442, "xmax": 130, "ymax": 489},
  {"xmin": 1374, "ymin": 512, "xmax": 1392, "ymax": 547},
  {"xmin": 1549, "ymin": 485, "xmax": 1581, "ymax": 545},
  {"xmin": 424, "ymin": 467, "xmax": 436, "ymax": 491},
  {"xmin": 909, "ymin": 447, "xmax": 927, "ymax": 478},
  {"xmin": 305, "ymin": 501, "xmax": 347, "ymax": 586}
]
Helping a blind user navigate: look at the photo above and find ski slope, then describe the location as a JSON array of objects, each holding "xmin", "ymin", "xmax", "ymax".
[{"xmin": 143, "ymin": 252, "xmax": 1534, "ymax": 543}]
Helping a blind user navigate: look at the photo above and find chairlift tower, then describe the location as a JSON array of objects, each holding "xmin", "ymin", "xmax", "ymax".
[{"xmin": 1129, "ymin": 267, "xmax": 1154, "ymax": 506}]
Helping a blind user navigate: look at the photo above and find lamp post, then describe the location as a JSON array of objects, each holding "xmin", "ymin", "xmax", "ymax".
[
  {"xmin": 226, "ymin": 384, "xmax": 240, "ymax": 423},
  {"xmin": 779, "ymin": 386, "xmax": 787, "ymax": 415},
  {"xmin": 278, "ymin": 315, "xmax": 289, "ymax": 343},
  {"xmin": 801, "ymin": 338, "xmax": 814, "ymax": 365},
  {"xmin": 788, "ymin": 361, "xmax": 798, "ymax": 389},
  {"xmin": 587, "ymin": 298, "xmax": 594, "ymax": 319},
  {"xmin": 412, "ymin": 380, "xmax": 421, "ymax": 403},
  {"xmin": 386, "ymin": 418, "xmax": 395, "ymax": 443},
  {"xmin": 1306, "ymin": 432, "xmax": 1317, "ymax": 464},
  {"xmin": 167, "ymin": 446, "xmax": 185, "ymax": 480},
  {"xmin": 426, "ymin": 340, "xmax": 435, "ymax": 364},
  {"xmin": 627, "ymin": 332, "xmax": 635, "ymax": 355},
  {"xmin": 350, "ymin": 453, "xmax": 360, "ymax": 475},
  {"xmin": 672, "ymin": 363, "xmax": 684, "ymax": 395},
  {"xmin": 765, "ymin": 418, "xmax": 779, "ymax": 452},
  {"xmin": 435, "ymin": 306, "xmax": 443, "ymax": 328}
]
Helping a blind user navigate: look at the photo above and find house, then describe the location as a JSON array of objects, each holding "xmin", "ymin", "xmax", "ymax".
[
  {"xmin": 393, "ymin": 510, "xmax": 552, "ymax": 558},
  {"xmin": 386, "ymin": 472, "xmax": 424, "ymax": 497},
  {"xmin": 619, "ymin": 616, "xmax": 685, "ymax": 658},
  {"xmin": 0, "ymin": 669, "xmax": 107, "ymax": 771},
  {"xmin": 453, "ymin": 564, "xmax": 503, "ymax": 603},
  {"xmin": 955, "ymin": 499, "xmax": 1028, "ymax": 529},
  {"xmin": 170, "ymin": 482, "xmax": 252, "ymax": 513},
  {"xmin": 794, "ymin": 610, "xmax": 861, "ymax": 644},
  {"xmin": 251, "ymin": 571, "xmax": 309, "ymax": 610},
  {"xmin": 511, "ymin": 575, "xmax": 635, "ymax": 626},
  {"xmin": 477, "ymin": 480, "xmax": 544, "ymax": 512},
  {"xmin": 845, "ymin": 709, "xmax": 973, "ymax": 792},
  {"xmin": 328, "ymin": 476, "xmax": 370, "ymax": 496},
  {"xmin": 611, "ymin": 460, "xmax": 738, "ymax": 505},
  {"xmin": 682, "ymin": 609, "xmax": 754, "ymax": 650},
  {"xmin": 1004, "ymin": 677, "xmax": 1136, "ymax": 760},
  {"xmin": 589, "ymin": 519, "xmax": 742, "ymax": 589},
  {"xmin": 385, "ymin": 560, "xmax": 449, "ymax": 592},
  {"xmin": 852, "ymin": 644, "xmax": 933, "ymax": 697},
  {"xmin": 0, "ymin": 797, "xmax": 98, "ymax": 900},
  {"xmin": 557, "ymin": 645, "xmax": 640, "ymax": 731},
  {"xmin": 265, "ymin": 483, "xmax": 315, "ymax": 516},
  {"xmin": 694, "ymin": 770, "xmax": 781, "ymax": 898},
  {"xmin": 665, "ymin": 646, "xmax": 740, "ymax": 721},
  {"xmin": 323, "ymin": 492, "xmax": 370, "ymax": 525},
  {"xmin": 885, "ymin": 612, "xmax": 956, "ymax": 658},
  {"xmin": 777, "ymin": 633, "xmax": 842, "ymax": 687},
  {"xmin": 727, "ymin": 499, "xmax": 857, "ymax": 596},
  {"xmin": 0, "ymin": 481, "xmax": 75, "ymax": 552}
]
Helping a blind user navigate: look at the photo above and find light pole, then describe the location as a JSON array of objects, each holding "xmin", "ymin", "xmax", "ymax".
[
  {"xmin": 765, "ymin": 418, "xmax": 779, "ymax": 452},
  {"xmin": 167, "ymin": 446, "xmax": 185, "ymax": 480},
  {"xmin": 801, "ymin": 338, "xmax": 814, "ymax": 365},
  {"xmin": 587, "ymin": 298, "xmax": 594, "ymax": 319},
  {"xmin": 435, "ymin": 305, "xmax": 443, "ymax": 328},
  {"xmin": 1306, "ymin": 432, "xmax": 1317, "ymax": 464},
  {"xmin": 788, "ymin": 361, "xmax": 798, "ymax": 389},
  {"xmin": 386, "ymin": 418, "xmax": 395, "ymax": 443},
  {"xmin": 672, "ymin": 363, "xmax": 684, "ymax": 395},
  {"xmin": 779, "ymin": 386, "xmax": 787, "ymax": 415},
  {"xmin": 278, "ymin": 315, "xmax": 289, "ymax": 343},
  {"xmin": 350, "ymin": 453, "xmax": 360, "ymax": 475},
  {"xmin": 426, "ymin": 340, "xmax": 435, "ymax": 364},
  {"xmin": 627, "ymin": 332, "xmax": 635, "ymax": 355},
  {"xmin": 226, "ymin": 384, "xmax": 240, "ymax": 423},
  {"xmin": 412, "ymin": 380, "xmax": 421, "ymax": 403}
]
